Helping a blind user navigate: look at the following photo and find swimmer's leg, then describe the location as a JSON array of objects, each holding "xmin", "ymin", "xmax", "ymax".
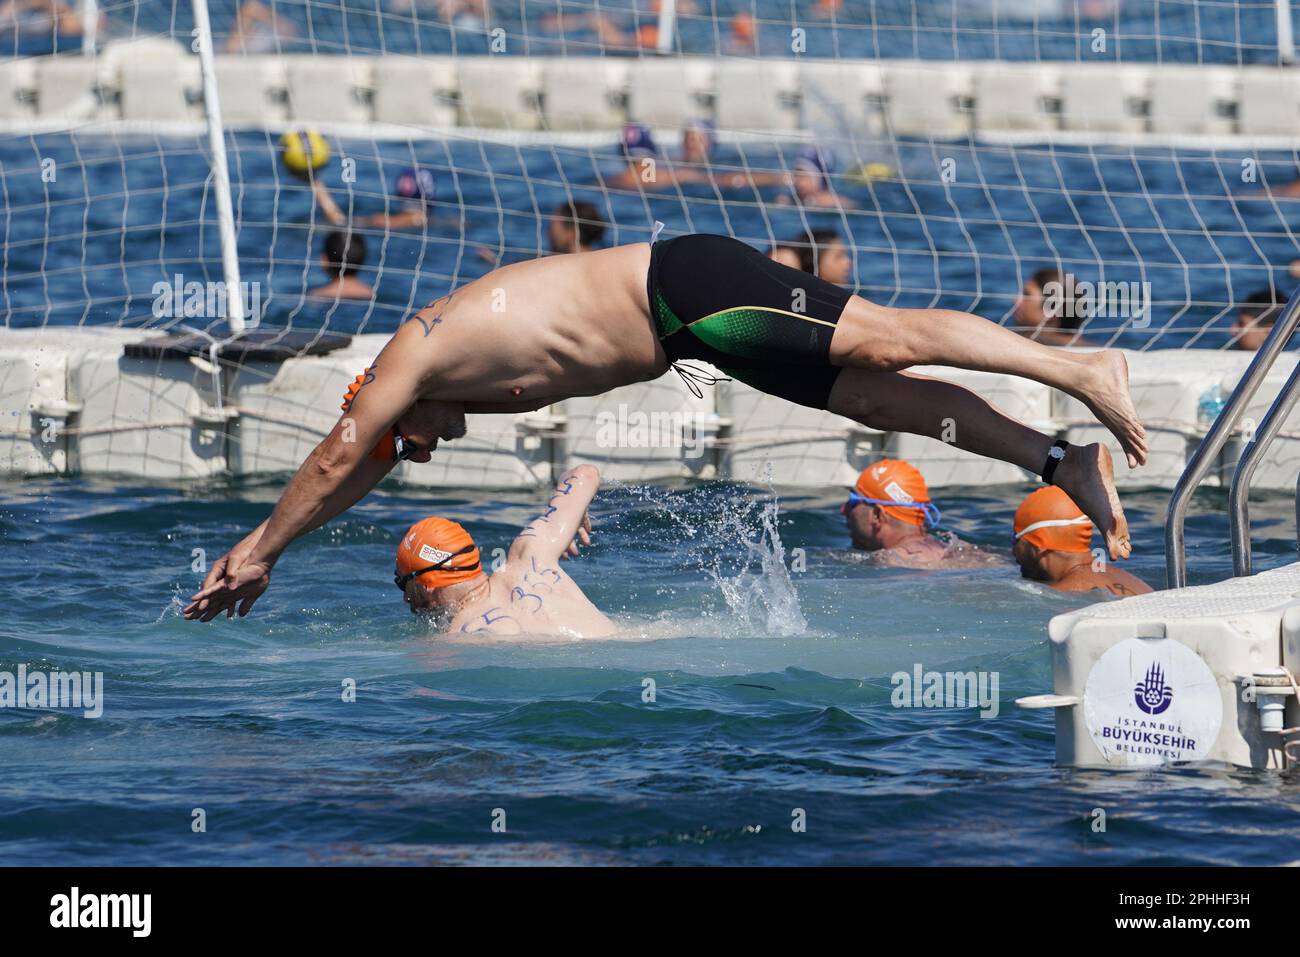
[
  {"xmin": 828, "ymin": 368, "xmax": 1130, "ymax": 560},
  {"xmin": 827, "ymin": 296, "xmax": 1147, "ymax": 470}
]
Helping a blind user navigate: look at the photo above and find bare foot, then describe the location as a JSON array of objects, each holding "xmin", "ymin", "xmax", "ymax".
[
  {"xmin": 1053, "ymin": 442, "xmax": 1131, "ymax": 561},
  {"xmin": 1075, "ymin": 351, "xmax": 1148, "ymax": 469}
]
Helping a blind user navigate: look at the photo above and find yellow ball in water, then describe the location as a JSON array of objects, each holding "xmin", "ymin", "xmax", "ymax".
[{"xmin": 280, "ymin": 130, "xmax": 330, "ymax": 175}]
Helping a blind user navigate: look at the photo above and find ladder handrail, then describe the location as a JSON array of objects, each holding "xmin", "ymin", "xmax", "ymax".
[
  {"xmin": 1229, "ymin": 341, "xmax": 1300, "ymax": 576},
  {"xmin": 1165, "ymin": 287, "xmax": 1300, "ymax": 588}
]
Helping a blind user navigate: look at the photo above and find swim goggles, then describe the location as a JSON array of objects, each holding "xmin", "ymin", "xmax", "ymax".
[
  {"xmin": 393, "ymin": 543, "xmax": 481, "ymax": 591},
  {"xmin": 841, "ymin": 490, "xmax": 941, "ymax": 526},
  {"xmin": 393, "ymin": 433, "xmax": 417, "ymax": 461}
]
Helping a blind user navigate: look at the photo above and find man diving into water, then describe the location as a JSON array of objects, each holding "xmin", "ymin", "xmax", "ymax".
[
  {"xmin": 184, "ymin": 232, "xmax": 1147, "ymax": 621},
  {"xmin": 395, "ymin": 464, "xmax": 615, "ymax": 638}
]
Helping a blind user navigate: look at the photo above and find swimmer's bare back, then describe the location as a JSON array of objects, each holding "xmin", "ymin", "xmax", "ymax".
[{"xmin": 397, "ymin": 243, "xmax": 665, "ymax": 409}]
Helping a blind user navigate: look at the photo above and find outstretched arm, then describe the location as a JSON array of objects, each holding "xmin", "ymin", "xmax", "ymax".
[
  {"xmin": 183, "ymin": 453, "xmax": 397, "ymax": 620},
  {"xmin": 508, "ymin": 464, "xmax": 600, "ymax": 565},
  {"xmin": 185, "ymin": 321, "xmax": 434, "ymax": 619}
]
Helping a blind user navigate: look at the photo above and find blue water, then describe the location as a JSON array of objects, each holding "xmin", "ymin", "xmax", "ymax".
[
  {"xmin": 6, "ymin": 132, "xmax": 1300, "ymax": 349},
  {"xmin": 1, "ymin": 478, "xmax": 1298, "ymax": 865},
  {"xmin": 10, "ymin": 0, "xmax": 1288, "ymax": 64}
]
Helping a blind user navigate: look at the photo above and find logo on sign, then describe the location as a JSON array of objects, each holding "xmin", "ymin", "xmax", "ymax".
[{"xmin": 1133, "ymin": 662, "xmax": 1173, "ymax": 715}]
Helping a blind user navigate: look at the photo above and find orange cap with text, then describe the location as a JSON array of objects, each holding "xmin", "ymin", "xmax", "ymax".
[
  {"xmin": 341, "ymin": 369, "xmax": 397, "ymax": 461},
  {"xmin": 1014, "ymin": 487, "xmax": 1093, "ymax": 553},
  {"xmin": 396, "ymin": 517, "xmax": 482, "ymax": 590},
  {"xmin": 853, "ymin": 459, "xmax": 933, "ymax": 527}
]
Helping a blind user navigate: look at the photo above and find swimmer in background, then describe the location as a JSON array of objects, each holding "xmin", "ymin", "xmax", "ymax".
[
  {"xmin": 792, "ymin": 229, "xmax": 854, "ymax": 284},
  {"xmin": 307, "ymin": 230, "xmax": 373, "ymax": 301},
  {"xmin": 768, "ymin": 242, "xmax": 802, "ymax": 269},
  {"xmin": 722, "ymin": 145, "xmax": 853, "ymax": 209},
  {"xmin": 539, "ymin": 11, "xmax": 659, "ymax": 49},
  {"xmin": 397, "ymin": 465, "xmax": 616, "ymax": 639},
  {"xmin": 225, "ymin": 0, "xmax": 297, "ymax": 54},
  {"xmin": 842, "ymin": 459, "xmax": 996, "ymax": 568},
  {"xmin": 0, "ymin": 0, "xmax": 96, "ymax": 40},
  {"xmin": 305, "ymin": 162, "xmax": 441, "ymax": 231},
  {"xmin": 781, "ymin": 146, "xmax": 852, "ymax": 208},
  {"xmin": 1013, "ymin": 267, "xmax": 1093, "ymax": 346},
  {"xmin": 604, "ymin": 122, "xmax": 715, "ymax": 190},
  {"xmin": 768, "ymin": 230, "xmax": 852, "ymax": 283},
  {"xmin": 1013, "ymin": 487, "xmax": 1151, "ymax": 596},
  {"xmin": 363, "ymin": 166, "xmax": 440, "ymax": 230},
  {"xmin": 477, "ymin": 199, "xmax": 607, "ymax": 264},
  {"xmin": 1230, "ymin": 288, "xmax": 1284, "ymax": 351},
  {"xmin": 548, "ymin": 200, "xmax": 607, "ymax": 253}
]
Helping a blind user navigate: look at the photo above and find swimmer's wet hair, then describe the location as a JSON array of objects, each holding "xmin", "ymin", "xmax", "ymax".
[
  {"xmin": 553, "ymin": 200, "xmax": 607, "ymax": 248},
  {"xmin": 1241, "ymin": 287, "xmax": 1285, "ymax": 326},
  {"xmin": 782, "ymin": 228, "xmax": 843, "ymax": 276},
  {"xmin": 323, "ymin": 230, "xmax": 366, "ymax": 277}
]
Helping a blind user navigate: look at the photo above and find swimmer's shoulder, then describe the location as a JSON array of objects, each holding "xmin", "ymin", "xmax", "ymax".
[
  {"xmin": 1100, "ymin": 568, "xmax": 1154, "ymax": 596},
  {"xmin": 1055, "ymin": 566, "xmax": 1152, "ymax": 597}
]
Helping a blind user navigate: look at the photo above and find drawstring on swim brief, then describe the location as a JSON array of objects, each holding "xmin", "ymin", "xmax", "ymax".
[{"xmin": 669, "ymin": 361, "xmax": 732, "ymax": 399}]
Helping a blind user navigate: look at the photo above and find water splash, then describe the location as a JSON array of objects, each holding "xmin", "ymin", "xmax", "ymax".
[
  {"xmin": 706, "ymin": 489, "xmax": 807, "ymax": 636},
  {"xmin": 610, "ymin": 476, "xmax": 807, "ymax": 637}
]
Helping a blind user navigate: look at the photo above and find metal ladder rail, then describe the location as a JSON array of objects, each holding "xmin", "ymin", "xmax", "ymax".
[
  {"xmin": 1165, "ymin": 287, "xmax": 1300, "ymax": 588},
  {"xmin": 1229, "ymin": 340, "xmax": 1300, "ymax": 577}
]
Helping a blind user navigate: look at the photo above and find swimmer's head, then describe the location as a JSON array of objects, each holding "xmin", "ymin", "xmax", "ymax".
[
  {"xmin": 340, "ymin": 371, "xmax": 464, "ymax": 462},
  {"xmin": 731, "ymin": 11, "xmax": 756, "ymax": 43},
  {"xmin": 793, "ymin": 228, "xmax": 852, "ymax": 285},
  {"xmin": 549, "ymin": 199, "xmax": 607, "ymax": 253},
  {"xmin": 621, "ymin": 122, "xmax": 659, "ymax": 161},
  {"xmin": 842, "ymin": 459, "xmax": 938, "ymax": 550},
  {"xmin": 321, "ymin": 229, "xmax": 366, "ymax": 278},
  {"xmin": 682, "ymin": 119, "xmax": 715, "ymax": 164},
  {"xmin": 793, "ymin": 146, "xmax": 833, "ymax": 198},
  {"xmin": 393, "ymin": 398, "xmax": 468, "ymax": 462},
  {"xmin": 1015, "ymin": 267, "xmax": 1081, "ymax": 332},
  {"xmin": 1233, "ymin": 288, "xmax": 1283, "ymax": 352},
  {"xmin": 1012, "ymin": 486, "xmax": 1094, "ymax": 580},
  {"xmin": 396, "ymin": 517, "xmax": 485, "ymax": 613},
  {"xmin": 393, "ymin": 166, "xmax": 437, "ymax": 206}
]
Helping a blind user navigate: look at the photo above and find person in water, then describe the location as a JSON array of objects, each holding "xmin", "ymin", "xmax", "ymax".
[
  {"xmin": 306, "ymin": 230, "xmax": 373, "ymax": 301},
  {"xmin": 396, "ymin": 464, "xmax": 616, "ymax": 638},
  {"xmin": 1012, "ymin": 487, "xmax": 1151, "ymax": 597},
  {"xmin": 185, "ymin": 231, "xmax": 1147, "ymax": 622},
  {"xmin": 842, "ymin": 459, "xmax": 992, "ymax": 568}
]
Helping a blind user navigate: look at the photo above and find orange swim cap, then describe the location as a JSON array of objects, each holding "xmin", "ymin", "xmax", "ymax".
[
  {"xmin": 851, "ymin": 459, "xmax": 936, "ymax": 527},
  {"xmin": 395, "ymin": 517, "xmax": 482, "ymax": 591},
  {"xmin": 341, "ymin": 368, "xmax": 397, "ymax": 461},
  {"xmin": 1013, "ymin": 487, "xmax": 1093, "ymax": 553}
]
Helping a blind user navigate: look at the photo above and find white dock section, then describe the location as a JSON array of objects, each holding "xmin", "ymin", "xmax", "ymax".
[
  {"xmin": 1027, "ymin": 562, "xmax": 1300, "ymax": 768},
  {"xmin": 2, "ymin": 327, "xmax": 1299, "ymax": 491},
  {"xmin": 7, "ymin": 43, "xmax": 1300, "ymax": 144}
]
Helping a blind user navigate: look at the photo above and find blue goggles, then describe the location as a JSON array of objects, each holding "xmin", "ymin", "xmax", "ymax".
[{"xmin": 843, "ymin": 490, "xmax": 941, "ymax": 527}]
